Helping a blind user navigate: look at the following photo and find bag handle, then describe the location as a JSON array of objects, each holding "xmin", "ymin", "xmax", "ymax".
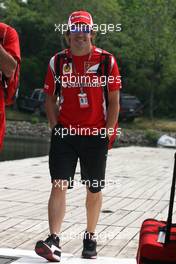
[{"xmin": 165, "ymin": 153, "xmax": 176, "ymax": 243}]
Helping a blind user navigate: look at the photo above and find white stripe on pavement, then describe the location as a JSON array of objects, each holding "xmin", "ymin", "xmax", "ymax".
[{"xmin": 0, "ymin": 248, "xmax": 136, "ymax": 264}]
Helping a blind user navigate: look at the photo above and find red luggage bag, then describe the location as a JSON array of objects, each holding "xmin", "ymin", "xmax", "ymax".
[{"xmin": 137, "ymin": 153, "xmax": 176, "ymax": 264}]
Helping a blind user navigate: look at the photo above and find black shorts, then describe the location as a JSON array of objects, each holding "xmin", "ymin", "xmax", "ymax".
[{"xmin": 49, "ymin": 124, "xmax": 109, "ymax": 193}]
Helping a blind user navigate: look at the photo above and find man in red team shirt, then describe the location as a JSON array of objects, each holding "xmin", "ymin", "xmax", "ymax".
[
  {"xmin": 35, "ymin": 11, "xmax": 121, "ymax": 262},
  {"xmin": 0, "ymin": 23, "xmax": 20, "ymax": 150}
]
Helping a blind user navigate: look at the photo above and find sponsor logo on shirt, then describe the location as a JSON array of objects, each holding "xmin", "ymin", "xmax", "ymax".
[{"xmin": 63, "ymin": 63, "xmax": 72, "ymax": 74}]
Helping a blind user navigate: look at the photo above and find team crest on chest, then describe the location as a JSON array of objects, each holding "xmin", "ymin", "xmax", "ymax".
[{"xmin": 84, "ymin": 62, "xmax": 100, "ymax": 73}]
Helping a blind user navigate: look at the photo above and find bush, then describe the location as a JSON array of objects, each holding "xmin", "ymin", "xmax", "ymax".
[
  {"xmin": 30, "ymin": 116, "xmax": 39, "ymax": 124},
  {"xmin": 144, "ymin": 129, "xmax": 160, "ymax": 146}
]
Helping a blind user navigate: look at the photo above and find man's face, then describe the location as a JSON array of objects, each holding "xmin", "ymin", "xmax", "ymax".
[{"xmin": 69, "ymin": 23, "xmax": 92, "ymax": 50}]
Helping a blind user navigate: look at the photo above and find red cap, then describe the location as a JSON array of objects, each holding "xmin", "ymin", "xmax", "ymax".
[{"xmin": 68, "ymin": 11, "xmax": 93, "ymax": 28}]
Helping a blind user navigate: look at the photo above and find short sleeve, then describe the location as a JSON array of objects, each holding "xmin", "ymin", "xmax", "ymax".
[
  {"xmin": 107, "ymin": 55, "xmax": 122, "ymax": 92},
  {"xmin": 43, "ymin": 56, "xmax": 56, "ymax": 96},
  {"xmin": 4, "ymin": 26, "xmax": 21, "ymax": 64}
]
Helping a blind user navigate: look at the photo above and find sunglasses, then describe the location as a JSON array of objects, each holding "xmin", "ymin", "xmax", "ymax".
[{"xmin": 70, "ymin": 25, "xmax": 91, "ymax": 33}]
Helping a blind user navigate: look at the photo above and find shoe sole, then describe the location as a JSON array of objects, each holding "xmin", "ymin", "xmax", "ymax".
[
  {"xmin": 35, "ymin": 241, "xmax": 61, "ymax": 262},
  {"xmin": 82, "ymin": 253, "xmax": 97, "ymax": 259}
]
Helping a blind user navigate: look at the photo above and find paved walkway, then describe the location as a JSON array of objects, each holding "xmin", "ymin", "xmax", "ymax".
[{"xmin": 0, "ymin": 146, "xmax": 175, "ymax": 262}]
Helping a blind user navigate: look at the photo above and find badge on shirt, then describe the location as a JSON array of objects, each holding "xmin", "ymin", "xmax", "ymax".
[{"xmin": 78, "ymin": 92, "xmax": 89, "ymax": 108}]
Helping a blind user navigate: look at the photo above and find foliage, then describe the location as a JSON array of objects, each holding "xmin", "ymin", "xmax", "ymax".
[{"xmin": 1, "ymin": 0, "xmax": 176, "ymax": 118}]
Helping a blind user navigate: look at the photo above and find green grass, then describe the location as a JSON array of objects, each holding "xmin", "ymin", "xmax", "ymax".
[
  {"xmin": 6, "ymin": 108, "xmax": 47, "ymax": 123},
  {"xmin": 120, "ymin": 117, "xmax": 176, "ymax": 132}
]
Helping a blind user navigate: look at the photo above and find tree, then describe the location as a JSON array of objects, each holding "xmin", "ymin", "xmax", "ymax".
[
  {"xmin": 117, "ymin": 0, "xmax": 176, "ymax": 119},
  {"xmin": 1, "ymin": 0, "xmax": 176, "ymax": 118}
]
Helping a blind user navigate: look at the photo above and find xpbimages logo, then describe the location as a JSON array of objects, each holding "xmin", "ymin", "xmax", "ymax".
[
  {"xmin": 53, "ymin": 125, "xmax": 122, "ymax": 139},
  {"xmin": 54, "ymin": 74, "xmax": 122, "ymax": 88},
  {"xmin": 54, "ymin": 23, "xmax": 122, "ymax": 35},
  {"xmin": 53, "ymin": 178, "xmax": 121, "ymax": 190}
]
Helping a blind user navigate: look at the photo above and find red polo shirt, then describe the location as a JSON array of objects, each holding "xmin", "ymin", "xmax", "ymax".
[
  {"xmin": 0, "ymin": 23, "xmax": 21, "ymax": 150},
  {"xmin": 44, "ymin": 46, "xmax": 121, "ymax": 134}
]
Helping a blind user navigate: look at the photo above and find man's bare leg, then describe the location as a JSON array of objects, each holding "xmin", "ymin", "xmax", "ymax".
[
  {"xmin": 48, "ymin": 180, "xmax": 68, "ymax": 235},
  {"xmin": 85, "ymin": 186, "xmax": 102, "ymax": 233}
]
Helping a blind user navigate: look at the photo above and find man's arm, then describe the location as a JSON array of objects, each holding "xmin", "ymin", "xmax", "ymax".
[
  {"xmin": 105, "ymin": 90, "xmax": 120, "ymax": 138},
  {"xmin": 0, "ymin": 44, "xmax": 17, "ymax": 78},
  {"xmin": 45, "ymin": 94, "xmax": 58, "ymax": 129}
]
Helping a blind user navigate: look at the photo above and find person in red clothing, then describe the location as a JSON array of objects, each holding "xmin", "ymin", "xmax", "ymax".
[
  {"xmin": 35, "ymin": 11, "xmax": 121, "ymax": 262},
  {"xmin": 0, "ymin": 23, "xmax": 20, "ymax": 150}
]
